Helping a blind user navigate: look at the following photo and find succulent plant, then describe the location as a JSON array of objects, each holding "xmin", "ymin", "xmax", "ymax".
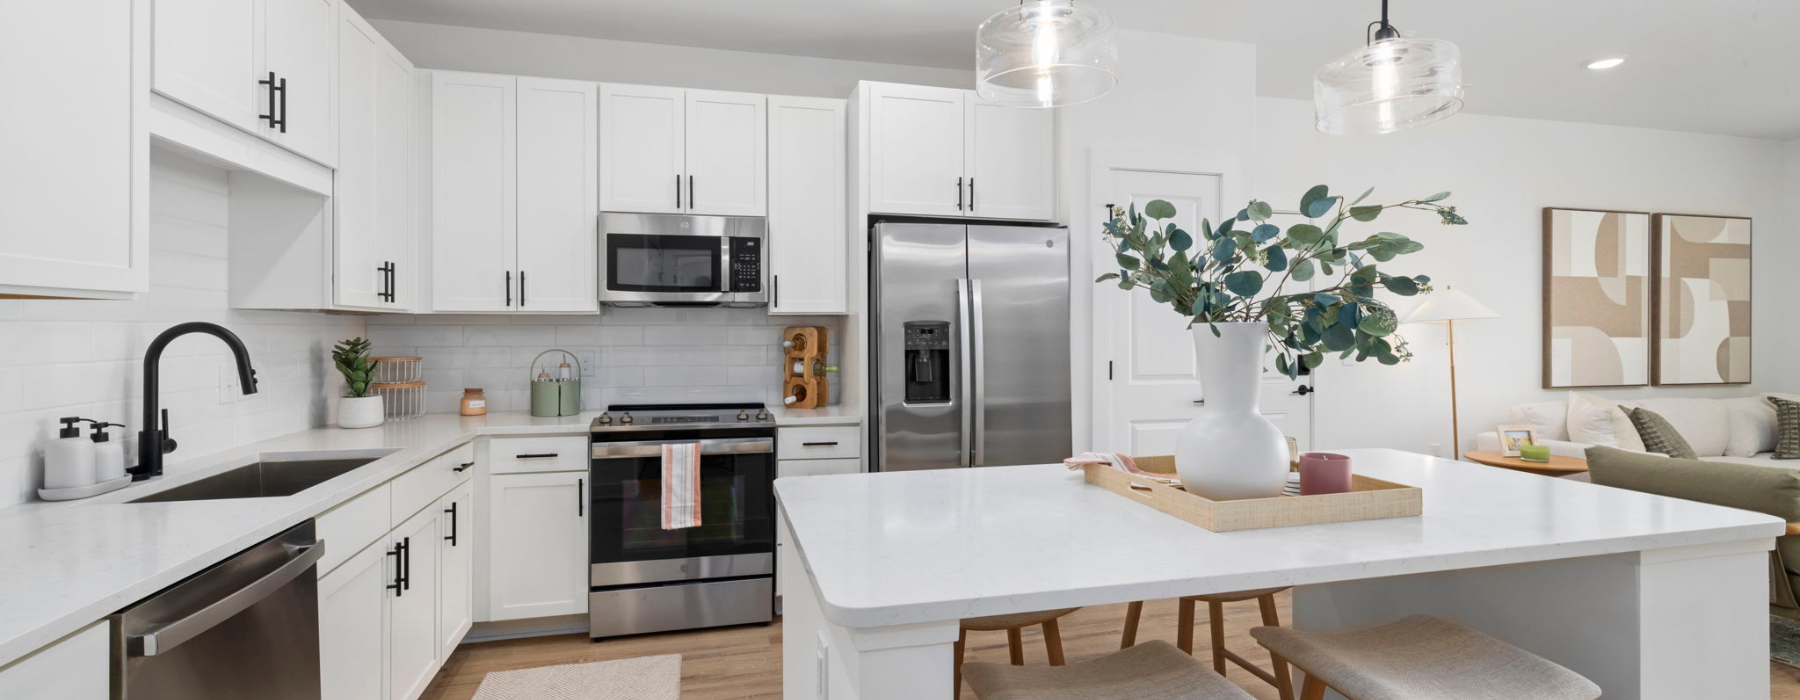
[{"xmin": 332, "ymin": 337, "xmax": 379, "ymax": 398}]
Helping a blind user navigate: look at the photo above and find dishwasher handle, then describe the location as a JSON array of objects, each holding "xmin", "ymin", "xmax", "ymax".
[{"xmin": 128, "ymin": 540, "xmax": 325, "ymax": 657}]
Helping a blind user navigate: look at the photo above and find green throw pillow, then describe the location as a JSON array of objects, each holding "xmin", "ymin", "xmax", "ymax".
[
  {"xmin": 1773, "ymin": 396, "xmax": 1800, "ymax": 460},
  {"xmin": 1627, "ymin": 407, "xmax": 1698, "ymax": 460}
]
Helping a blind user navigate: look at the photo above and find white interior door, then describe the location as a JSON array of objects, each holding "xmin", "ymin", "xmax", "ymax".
[
  {"xmin": 430, "ymin": 71, "xmax": 516, "ymax": 312},
  {"xmin": 515, "ymin": 76, "xmax": 598, "ymax": 312},
  {"xmin": 1094, "ymin": 164, "xmax": 1313, "ymax": 456},
  {"xmin": 684, "ymin": 89, "xmax": 766, "ymax": 216},
  {"xmin": 964, "ymin": 98, "xmax": 1054, "ymax": 221},
  {"xmin": 866, "ymin": 83, "xmax": 965, "ymax": 217},
  {"xmin": 262, "ymin": 0, "xmax": 336, "ymax": 164},
  {"xmin": 599, "ymin": 83, "xmax": 684, "ymax": 214}
]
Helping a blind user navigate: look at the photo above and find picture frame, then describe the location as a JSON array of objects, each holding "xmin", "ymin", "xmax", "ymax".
[
  {"xmin": 1496, "ymin": 425, "xmax": 1539, "ymax": 458},
  {"xmin": 1650, "ymin": 213, "xmax": 1752, "ymax": 386},
  {"xmin": 1541, "ymin": 207, "xmax": 1652, "ymax": 389}
]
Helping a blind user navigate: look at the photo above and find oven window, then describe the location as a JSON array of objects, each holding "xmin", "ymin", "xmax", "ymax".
[
  {"xmin": 591, "ymin": 450, "xmax": 774, "ymax": 564},
  {"xmin": 607, "ymin": 234, "xmax": 720, "ymax": 292}
]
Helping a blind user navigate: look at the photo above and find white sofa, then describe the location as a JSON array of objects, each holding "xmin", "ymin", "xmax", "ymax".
[{"xmin": 1474, "ymin": 392, "xmax": 1797, "ymax": 467}]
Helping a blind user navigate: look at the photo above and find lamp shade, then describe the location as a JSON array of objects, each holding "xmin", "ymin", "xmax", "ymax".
[
  {"xmin": 1314, "ymin": 37, "xmax": 1464, "ymax": 136},
  {"xmin": 976, "ymin": 0, "xmax": 1117, "ymax": 108},
  {"xmin": 1404, "ymin": 287, "xmax": 1498, "ymax": 323}
]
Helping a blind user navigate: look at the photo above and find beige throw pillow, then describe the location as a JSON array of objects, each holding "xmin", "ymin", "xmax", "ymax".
[{"xmin": 1567, "ymin": 392, "xmax": 1620, "ymax": 446}]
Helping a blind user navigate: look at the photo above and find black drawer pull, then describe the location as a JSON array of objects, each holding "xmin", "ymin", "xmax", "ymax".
[
  {"xmin": 514, "ymin": 453, "xmax": 559, "ymax": 459},
  {"xmin": 444, "ymin": 502, "xmax": 459, "ymax": 546},
  {"xmin": 453, "ymin": 461, "xmax": 473, "ymax": 472},
  {"xmin": 802, "ymin": 441, "xmax": 839, "ymax": 447}
]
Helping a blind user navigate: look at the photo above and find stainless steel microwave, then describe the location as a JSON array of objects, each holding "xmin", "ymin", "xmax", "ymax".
[{"xmin": 598, "ymin": 212, "xmax": 767, "ymax": 307}]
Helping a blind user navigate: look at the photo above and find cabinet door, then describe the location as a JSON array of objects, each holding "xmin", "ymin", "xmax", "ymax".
[
  {"xmin": 152, "ymin": 0, "xmax": 264, "ymax": 131},
  {"xmin": 438, "ymin": 481, "xmax": 475, "ymax": 657},
  {"xmin": 599, "ymin": 83, "xmax": 684, "ymax": 214},
  {"xmin": 684, "ymin": 90, "xmax": 766, "ymax": 216},
  {"xmin": 389, "ymin": 507, "xmax": 441, "ymax": 700},
  {"xmin": 867, "ymin": 83, "xmax": 966, "ymax": 217},
  {"xmin": 515, "ymin": 77, "xmax": 599, "ymax": 312},
  {"xmin": 263, "ymin": 0, "xmax": 338, "ymax": 164},
  {"xmin": 318, "ymin": 541, "xmax": 388, "ymax": 700},
  {"xmin": 487, "ymin": 472, "xmax": 588, "ymax": 621},
  {"xmin": 431, "ymin": 71, "xmax": 517, "ymax": 312},
  {"xmin": 0, "ymin": 0, "xmax": 148, "ymax": 298},
  {"xmin": 767, "ymin": 96, "xmax": 846, "ymax": 314},
  {"xmin": 0, "ymin": 621, "xmax": 108, "ymax": 700},
  {"xmin": 965, "ymin": 98, "xmax": 1055, "ymax": 221},
  {"xmin": 334, "ymin": 6, "xmax": 412, "ymax": 310}
]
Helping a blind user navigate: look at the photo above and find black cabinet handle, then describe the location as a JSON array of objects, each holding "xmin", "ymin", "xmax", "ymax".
[
  {"xmin": 514, "ymin": 453, "xmax": 559, "ymax": 459},
  {"xmin": 444, "ymin": 503, "xmax": 459, "ymax": 546},
  {"xmin": 519, "ymin": 270, "xmax": 526, "ymax": 307},
  {"xmin": 772, "ymin": 275, "xmax": 779, "ymax": 308},
  {"xmin": 505, "ymin": 271, "xmax": 512, "ymax": 306},
  {"xmin": 802, "ymin": 441, "xmax": 840, "ymax": 447},
  {"xmin": 454, "ymin": 461, "xmax": 473, "ymax": 473},
  {"xmin": 676, "ymin": 174, "xmax": 682, "ymax": 209},
  {"xmin": 968, "ymin": 178, "xmax": 975, "ymax": 211},
  {"xmin": 688, "ymin": 175, "xmax": 695, "ymax": 208},
  {"xmin": 388, "ymin": 263, "xmax": 397, "ymax": 302},
  {"xmin": 577, "ymin": 478, "xmax": 584, "ymax": 517},
  {"xmin": 386, "ymin": 541, "xmax": 405, "ymax": 596},
  {"xmin": 258, "ymin": 72, "xmax": 279, "ymax": 128},
  {"xmin": 401, "ymin": 537, "xmax": 411, "ymax": 591},
  {"xmin": 956, "ymin": 177, "xmax": 964, "ymax": 211},
  {"xmin": 276, "ymin": 75, "xmax": 288, "ymax": 133}
]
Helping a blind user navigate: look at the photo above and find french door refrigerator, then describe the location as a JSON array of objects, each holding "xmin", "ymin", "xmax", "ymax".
[{"xmin": 872, "ymin": 221, "xmax": 1071, "ymax": 471}]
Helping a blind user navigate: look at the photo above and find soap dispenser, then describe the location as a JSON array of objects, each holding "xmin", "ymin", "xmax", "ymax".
[
  {"xmin": 89, "ymin": 422, "xmax": 126, "ymax": 483},
  {"xmin": 45, "ymin": 417, "xmax": 98, "ymax": 490}
]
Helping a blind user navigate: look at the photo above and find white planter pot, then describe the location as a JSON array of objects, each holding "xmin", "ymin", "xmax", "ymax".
[
  {"xmin": 338, "ymin": 395, "xmax": 385, "ymax": 429},
  {"xmin": 1173, "ymin": 322, "xmax": 1290, "ymax": 500}
]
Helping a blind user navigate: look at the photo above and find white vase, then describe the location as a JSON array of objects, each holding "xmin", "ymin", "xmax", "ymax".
[
  {"xmin": 338, "ymin": 395, "xmax": 385, "ymax": 429},
  {"xmin": 1173, "ymin": 321, "xmax": 1291, "ymax": 500}
]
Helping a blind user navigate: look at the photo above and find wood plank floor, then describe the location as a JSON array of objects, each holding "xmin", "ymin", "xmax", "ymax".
[{"xmin": 423, "ymin": 592, "xmax": 1800, "ymax": 699}]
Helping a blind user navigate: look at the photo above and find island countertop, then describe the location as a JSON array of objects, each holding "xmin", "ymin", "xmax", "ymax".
[{"xmin": 774, "ymin": 448, "xmax": 1784, "ymax": 629}]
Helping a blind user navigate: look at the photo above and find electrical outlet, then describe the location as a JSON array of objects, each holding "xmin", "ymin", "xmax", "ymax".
[
  {"xmin": 219, "ymin": 364, "xmax": 240, "ymax": 404},
  {"xmin": 575, "ymin": 351, "xmax": 598, "ymax": 377}
]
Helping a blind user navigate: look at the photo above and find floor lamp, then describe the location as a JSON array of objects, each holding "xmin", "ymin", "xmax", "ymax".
[{"xmin": 1403, "ymin": 287, "xmax": 1499, "ymax": 458}]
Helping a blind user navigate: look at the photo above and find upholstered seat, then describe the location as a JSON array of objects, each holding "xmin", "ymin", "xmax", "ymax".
[
  {"xmin": 962, "ymin": 640, "xmax": 1257, "ymax": 700},
  {"xmin": 1251, "ymin": 615, "xmax": 1600, "ymax": 700}
]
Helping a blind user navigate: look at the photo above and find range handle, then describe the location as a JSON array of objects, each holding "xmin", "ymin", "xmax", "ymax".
[
  {"xmin": 591, "ymin": 437, "xmax": 774, "ymax": 460},
  {"xmin": 128, "ymin": 540, "xmax": 325, "ymax": 657}
]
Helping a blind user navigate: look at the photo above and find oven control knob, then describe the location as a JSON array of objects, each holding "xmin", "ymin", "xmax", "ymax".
[
  {"xmin": 620, "ymin": 412, "xmax": 633, "ymax": 424},
  {"xmin": 754, "ymin": 409, "xmax": 770, "ymax": 421},
  {"xmin": 597, "ymin": 412, "xmax": 612, "ymax": 425},
  {"xmin": 737, "ymin": 410, "xmax": 749, "ymax": 421}
]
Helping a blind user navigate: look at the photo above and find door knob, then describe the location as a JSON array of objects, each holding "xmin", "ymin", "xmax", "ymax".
[{"xmin": 1293, "ymin": 385, "xmax": 1315, "ymax": 396}]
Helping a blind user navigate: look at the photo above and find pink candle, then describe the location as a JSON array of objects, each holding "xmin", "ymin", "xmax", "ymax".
[{"xmin": 1299, "ymin": 452, "xmax": 1353, "ymax": 495}]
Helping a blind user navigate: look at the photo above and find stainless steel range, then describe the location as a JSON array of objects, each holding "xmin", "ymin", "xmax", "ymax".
[{"xmin": 587, "ymin": 403, "xmax": 776, "ymax": 639}]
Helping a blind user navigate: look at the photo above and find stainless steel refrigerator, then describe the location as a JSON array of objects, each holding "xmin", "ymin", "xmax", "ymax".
[{"xmin": 871, "ymin": 221, "xmax": 1072, "ymax": 471}]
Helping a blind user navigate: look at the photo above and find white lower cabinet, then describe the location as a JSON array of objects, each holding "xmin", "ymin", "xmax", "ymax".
[
  {"xmin": 439, "ymin": 480, "xmax": 475, "ymax": 657},
  {"xmin": 0, "ymin": 621, "xmax": 108, "ymax": 699},
  {"xmin": 389, "ymin": 505, "xmax": 442, "ymax": 700},
  {"xmin": 487, "ymin": 470, "xmax": 589, "ymax": 621},
  {"xmin": 318, "ymin": 541, "xmax": 389, "ymax": 700}
]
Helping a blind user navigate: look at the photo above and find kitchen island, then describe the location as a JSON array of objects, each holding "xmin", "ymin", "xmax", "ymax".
[{"xmin": 776, "ymin": 449, "xmax": 1780, "ymax": 700}]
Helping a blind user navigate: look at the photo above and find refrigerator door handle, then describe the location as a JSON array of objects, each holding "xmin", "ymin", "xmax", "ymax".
[
  {"xmin": 970, "ymin": 279, "xmax": 986, "ymax": 466},
  {"xmin": 957, "ymin": 278, "xmax": 974, "ymax": 467}
]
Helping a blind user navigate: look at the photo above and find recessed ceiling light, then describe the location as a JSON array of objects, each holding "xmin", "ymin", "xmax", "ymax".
[{"xmin": 1585, "ymin": 57, "xmax": 1626, "ymax": 70}]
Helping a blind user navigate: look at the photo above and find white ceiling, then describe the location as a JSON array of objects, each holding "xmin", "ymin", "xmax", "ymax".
[{"xmin": 349, "ymin": 0, "xmax": 1800, "ymax": 139}]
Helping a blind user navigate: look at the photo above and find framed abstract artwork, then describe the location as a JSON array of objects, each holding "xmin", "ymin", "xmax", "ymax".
[
  {"xmin": 1542, "ymin": 208, "xmax": 1652, "ymax": 388},
  {"xmin": 1652, "ymin": 213, "xmax": 1752, "ymax": 385}
]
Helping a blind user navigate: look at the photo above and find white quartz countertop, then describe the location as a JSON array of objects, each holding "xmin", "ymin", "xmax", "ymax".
[
  {"xmin": 768, "ymin": 404, "xmax": 862, "ymax": 426},
  {"xmin": 775, "ymin": 449, "xmax": 1785, "ymax": 629}
]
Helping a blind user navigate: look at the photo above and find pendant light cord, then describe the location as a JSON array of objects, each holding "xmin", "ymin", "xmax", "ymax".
[{"xmin": 1365, "ymin": 0, "xmax": 1402, "ymax": 44}]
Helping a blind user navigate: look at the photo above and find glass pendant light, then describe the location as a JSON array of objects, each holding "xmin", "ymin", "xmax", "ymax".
[
  {"xmin": 976, "ymin": 0, "xmax": 1117, "ymax": 108},
  {"xmin": 1314, "ymin": 0, "xmax": 1463, "ymax": 135}
]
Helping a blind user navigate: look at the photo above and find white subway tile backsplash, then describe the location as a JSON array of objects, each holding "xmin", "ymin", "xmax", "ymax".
[
  {"xmin": 464, "ymin": 325, "xmax": 555, "ymax": 347},
  {"xmin": 643, "ymin": 326, "xmax": 731, "ymax": 346}
]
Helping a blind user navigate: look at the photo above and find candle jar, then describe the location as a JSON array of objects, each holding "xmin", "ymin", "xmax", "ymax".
[{"xmin": 460, "ymin": 388, "xmax": 488, "ymax": 416}]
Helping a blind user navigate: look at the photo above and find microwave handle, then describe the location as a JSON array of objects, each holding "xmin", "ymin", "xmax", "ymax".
[{"xmin": 722, "ymin": 236, "xmax": 734, "ymax": 292}]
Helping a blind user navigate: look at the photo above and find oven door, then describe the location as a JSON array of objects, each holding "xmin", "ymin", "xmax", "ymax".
[
  {"xmin": 600, "ymin": 232, "xmax": 731, "ymax": 305},
  {"xmin": 589, "ymin": 436, "xmax": 775, "ymax": 587}
]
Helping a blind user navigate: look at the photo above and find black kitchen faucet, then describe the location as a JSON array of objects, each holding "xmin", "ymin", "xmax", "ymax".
[{"xmin": 129, "ymin": 322, "xmax": 259, "ymax": 480}]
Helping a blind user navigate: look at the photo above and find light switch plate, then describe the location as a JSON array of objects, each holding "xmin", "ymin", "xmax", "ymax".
[{"xmin": 219, "ymin": 364, "xmax": 240, "ymax": 404}]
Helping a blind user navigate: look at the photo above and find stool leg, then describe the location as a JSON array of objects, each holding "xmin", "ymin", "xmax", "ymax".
[
  {"xmin": 1121, "ymin": 601, "xmax": 1143, "ymax": 649},
  {"xmin": 1006, "ymin": 627, "xmax": 1025, "ymax": 666},
  {"xmin": 1176, "ymin": 598, "xmax": 1196, "ymax": 654},
  {"xmin": 1300, "ymin": 675, "xmax": 1327, "ymax": 700},
  {"xmin": 953, "ymin": 628, "xmax": 966, "ymax": 700},
  {"xmin": 1207, "ymin": 600, "xmax": 1227, "ymax": 675},
  {"xmin": 1258, "ymin": 594, "xmax": 1295, "ymax": 700},
  {"xmin": 1042, "ymin": 619, "xmax": 1066, "ymax": 666}
]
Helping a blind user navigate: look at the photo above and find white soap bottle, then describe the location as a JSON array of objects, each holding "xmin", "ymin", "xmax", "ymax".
[
  {"xmin": 44, "ymin": 417, "xmax": 97, "ymax": 490},
  {"xmin": 90, "ymin": 422, "xmax": 126, "ymax": 483}
]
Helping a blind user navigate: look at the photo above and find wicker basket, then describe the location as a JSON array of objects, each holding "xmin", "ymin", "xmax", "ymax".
[
  {"xmin": 372, "ymin": 381, "xmax": 427, "ymax": 421},
  {"xmin": 372, "ymin": 356, "xmax": 423, "ymax": 384},
  {"xmin": 1082, "ymin": 455, "xmax": 1421, "ymax": 532}
]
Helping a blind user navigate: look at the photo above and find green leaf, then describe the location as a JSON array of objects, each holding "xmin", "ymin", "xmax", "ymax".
[
  {"xmin": 1349, "ymin": 205, "xmax": 1383, "ymax": 222},
  {"xmin": 1247, "ymin": 201, "xmax": 1273, "ymax": 221},
  {"xmin": 1115, "ymin": 253, "xmax": 1140, "ymax": 269},
  {"xmin": 1212, "ymin": 236, "xmax": 1238, "ymax": 262},
  {"xmin": 1251, "ymin": 224, "xmax": 1280, "ymax": 243},
  {"xmin": 1322, "ymin": 323, "xmax": 1357, "ymax": 352},
  {"xmin": 1298, "ymin": 185, "xmax": 1330, "ymax": 217},
  {"xmin": 1420, "ymin": 191, "xmax": 1451, "ymax": 203},
  {"xmin": 1358, "ymin": 308, "xmax": 1398, "ymax": 336},
  {"xmin": 1349, "ymin": 187, "xmax": 1375, "ymax": 207},
  {"xmin": 1303, "ymin": 351, "xmax": 1325, "ymax": 369},
  {"xmin": 1313, "ymin": 292, "xmax": 1341, "ymax": 306},
  {"xmin": 1263, "ymin": 245, "xmax": 1288, "ymax": 272},
  {"xmin": 1224, "ymin": 270, "xmax": 1265, "ymax": 297},
  {"xmin": 1095, "ymin": 273, "xmax": 1120, "ymax": 283},
  {"xmin": 1385, "ymin": 276, "xmax": 1420, "ymax": 296},
  {"xmin": 1291, "ymin": 258, "xmax": 1316, "ymax": 282},
  {"xmin": 1170, "ymin": 227, "xmax": 1193, "ymax": 252},
  {"xmin": 1286, "ymin": 224, "xmax": 1325, "ymax": 248},
  {"xmin": 1144, "ymin": 199, "xmax": 1177, "ymax": 220}
]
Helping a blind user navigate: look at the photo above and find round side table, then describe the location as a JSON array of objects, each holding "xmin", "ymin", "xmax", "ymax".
[{"xmin": 1461, "ymin": 451, "xmax": 1588, "ymax": 477}]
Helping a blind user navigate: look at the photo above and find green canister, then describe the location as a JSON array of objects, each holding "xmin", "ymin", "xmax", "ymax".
[{"xmin": 528, "ymin": 349, "xmax": 583, "ymax": 417}]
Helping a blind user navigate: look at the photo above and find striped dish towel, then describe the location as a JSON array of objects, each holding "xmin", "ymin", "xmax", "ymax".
[
  {"xmin": 661, "ymin": 442, "xmax": 701, "ymax": 530},
  {"xmin": 1063, "ymin": 452, "xmax": 1180, "ymax": 485}
]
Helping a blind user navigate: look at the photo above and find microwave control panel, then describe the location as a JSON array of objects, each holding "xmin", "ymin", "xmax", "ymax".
[{"xmin": 730, "ymin": 238, "xmax": 762, "ymax": 292}]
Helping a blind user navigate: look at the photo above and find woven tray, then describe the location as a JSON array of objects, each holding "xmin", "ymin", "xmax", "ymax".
[{"xmin": 1083, "ymin": 455, "xmax": 1421, "ymax": 532}]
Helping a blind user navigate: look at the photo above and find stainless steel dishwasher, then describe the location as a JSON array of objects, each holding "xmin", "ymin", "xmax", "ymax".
[{"xmin": 109, "ymin": 520, "xmax": 325, "ymax": 700}]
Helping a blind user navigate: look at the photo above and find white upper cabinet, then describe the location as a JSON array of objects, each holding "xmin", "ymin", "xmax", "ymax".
[
  {"xmin": 684, "ymin": 90, "xmax": 768, "ymax": 216},
  {"xmin": 862, "ymin": 82, "xmax": 1055, "ymax": 222},
  {"xmin": 0, "ymin": 0, "xmax": 148, "ymax": 299},
  {"xmin": 600, "ymin": 84, "xmax": 767, "ymax": 216},
  {"xmin": 767, "ymin": 96, "xmax": 847, "ymax": 315},
  {"xmin": 430, "ymin": 71, "xmax": 518, "ymax": 312},
  {"xmin": 515, "ymin": 77, "xmax": 599, "ymax": 312},
  {"xmin": 152, "ymin": 0, "xmax": 338, "ymax": 165},
  {"xmin": 335, "ymin": 4, "xmax": 413, "ymax": 311}
]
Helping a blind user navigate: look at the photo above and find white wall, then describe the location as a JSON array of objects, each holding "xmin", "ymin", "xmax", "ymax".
[
  {"xmin": 0, "ymin": 151, "xmax": 366, "ymax": 506},
  {"xmin": 1253, "ymin": 97, "xmax": 1797, "ymax": 456},
  {"xmin": 1062, "ymin": 31, "xmax": 1260, "ymax": 449},
  {"xmin": 369, "ymin": 20, "xmax": 973, "ymax": 98}
]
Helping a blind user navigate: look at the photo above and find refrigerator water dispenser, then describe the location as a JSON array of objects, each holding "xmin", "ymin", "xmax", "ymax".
[{"xmin": 903, "ymin": 322, "xmax": 951, "ymax": 403}]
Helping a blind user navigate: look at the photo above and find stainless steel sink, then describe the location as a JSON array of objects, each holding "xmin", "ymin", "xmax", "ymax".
[{"xmin": 128, "ymin": 449, "xmax": 398, "ymax": 503}]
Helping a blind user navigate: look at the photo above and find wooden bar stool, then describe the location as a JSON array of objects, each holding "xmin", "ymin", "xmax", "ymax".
[
  {"xmin": 1121, "ymin": 588, "xmax": 1294, "ymax": 700},
  {"xmin": 956, "ymin": 608, "xmax": 1079, "ymax": 699},
  {"xmin": 1252, "ymin": 614, "xmax": 1601, "ymax": 700},
  {"xmin": 963, "ymin": 640, "xmax": 1257, "ymax": 700}
]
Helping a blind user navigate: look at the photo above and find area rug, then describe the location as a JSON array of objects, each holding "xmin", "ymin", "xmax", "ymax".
[
  {"xmin": 1772, "ymin": 615, "xmax": 1800, "ymax": 669},
  {"xmin": 472, "ymin": 654, "xmax": 681, "ymax": 700}
]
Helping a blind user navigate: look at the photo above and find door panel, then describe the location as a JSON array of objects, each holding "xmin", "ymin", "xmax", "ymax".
[
  {"xmin": 388, "ymin": 509, "xmax": 440, "ymax": 700},
  {"xmin": 768, "ymin": 96, "xmax": 847, "ymax": 314},
  {"xmin": 685, "ymin": 90, "xmax": 766, "ymax": 216},
  {"xmin": 867, "ymin": 84, "xmax": 965, "ymax": 217},
  {"xmin": 317, "ymin": 541, "xmax": 386, "ymax": 700},
  {"xmin": 153, "ymin": 0, "xmax": 263, "ymax": 130},
  {"xmin": 487, "ymin": 472, "xmax": 588, "ymax": 620},
  {"xmin": 516, "ymin": 77, "xmax": 598, "ymax": 312},
  {"xmin": 334, "ymin": 8, "xmax": 410, "ymax": 310},
  {"xmin": 438, "ymin": 482, "xmax": 474, "ymax": 657},
  {"xmin": 965, "ymin": 99, "xmax": 1055, "ymax": 221},
  {"xmin": 431, "ymin": 71, "xmax": 516, "ymax": 312},
  {"xmin": 968, "ymin": 225, "xmax": 1071, "ymax": 466},
  {"xmin": 873, "ymin": 223, "xmax": 968, "ymax": 471},
  {"xmin": 599, "ymin": 84, "xmax": 684, "ymax": 214},
  {"xmin": 263, "ymin": 0, "xmax": 336, "ymax": 164}
]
